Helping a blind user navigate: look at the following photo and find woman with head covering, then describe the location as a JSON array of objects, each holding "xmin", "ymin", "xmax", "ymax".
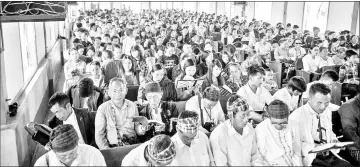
[
  {"xmin": 255, "ymin": 99, "xmax": 302, "ymax": 166},
  {"xmin": 34, "ymin": 124, "xmax": 106, "ymax": 166},
  {"xmin": 122, "ymin": 134, "xmax": 176, "ymax": 166}
]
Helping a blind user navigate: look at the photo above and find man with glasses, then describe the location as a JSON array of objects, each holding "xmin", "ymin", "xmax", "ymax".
[
  {"xmin": 95, "ymin": 78, "xmax": 144, "ymax": 149},
  {"xmin": 34, "ymin": 124, "xmax": 106, "ymax": 166},
  {"xmin": 169, "ymin": 110, "xmax": 215, "ymax": 166},
  {"xmin": 185, "ymin": 85, "xmax": 225, "ymax": 133},
  {"xmin": 210, "ymin": 94, "xmax": 267, "ymax": 166},
  {"xmin": 122, "ymin": 134, "xmax": 176, "ymax": 166},
  {"xmin": 255, "ymin": 99, "xmax": 302, "ymax": 166},
  {"xmin": 289, "ymin": 83, "xmax": 352, "ymax": 166},
  {"xmin": 138, "ymin": 82, "xmax": 179, "ymax": 142}
]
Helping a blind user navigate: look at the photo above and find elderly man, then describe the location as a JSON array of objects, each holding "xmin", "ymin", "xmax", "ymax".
[
  {"xmin": 169, "ymin": 110, "xmax": 215, "ymax": 166},
  {"xmin": 48, "ymin": 92, "xmax": 96, "ymax": 147},
  {"xmin": 138, "ymin": 82, "xmax": 179, "ymax": 142},
  {"xmin": 210, "ymin": 94, "xmax": 267, "ymax": 166},
  {"xmin": 95, "ymin": 78, "xmax": 143, "ymax": 149},
  {"xmin": 185, "ymin": 85, "xmax": 225, "ymax": 133},
  {"xmin": 273, "ymin": 76, "xmax": 307, "ymax": 112},
  {"xmin": 289, "ymin": 83, "xmax": 352, "ymax": 166},
  {"xmin": 67, "ymin": 77, "xmax": 104, "ymax": 112},
  {"xmin": 34, "ymin": 124, "xmax": 106, "ymax": 166},
  {"xmin": 122, "ymin": 134, "xmax": 176, "ymax": 166},
  {"xmin": 338, "ymin": 93, "xmax": 360, "ymax": 164},
  {"xmin": 255, "ymin": 99, "xmax": 302, "ymax": 166}
]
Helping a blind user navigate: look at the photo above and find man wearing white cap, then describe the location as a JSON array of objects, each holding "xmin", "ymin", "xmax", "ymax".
[{"xmin": 210, "ymin": 94, "xmax": 267, "ymax": 166}]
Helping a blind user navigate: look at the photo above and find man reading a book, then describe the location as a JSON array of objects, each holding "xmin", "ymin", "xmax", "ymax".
[
  {"xmin": 138, "ymin": 82, "xmax": 179, "ymax": 142},
  {"xmin": 289, "ymin": 83, "xmax": 352, "ymax": 166}
]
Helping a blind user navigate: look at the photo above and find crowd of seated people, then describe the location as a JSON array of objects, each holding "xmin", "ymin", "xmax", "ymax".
[{"xmin": 33, "ymin": 7, "xmax": 360, "ymax": 166}]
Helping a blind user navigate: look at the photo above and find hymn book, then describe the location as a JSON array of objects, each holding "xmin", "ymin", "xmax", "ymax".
[{"xmin": 309, "ymin": 142, "xmax": 354, "ymax": 153}]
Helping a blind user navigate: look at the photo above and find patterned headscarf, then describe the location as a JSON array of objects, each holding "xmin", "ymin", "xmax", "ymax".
[
  {"xmin": 176, "ymin": 117, "xmax": 199, "ymax": 134},
  {"xmin": 147, "ymin": 135, "xmax": 176, "ymax": 165},
  {"xmin": 227, "ymin": 95, "xmax": 250, "ymax": 115}
]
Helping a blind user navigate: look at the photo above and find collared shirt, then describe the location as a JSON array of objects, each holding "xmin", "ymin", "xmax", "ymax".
[
  {"xmin": 273, "ymin": 87, "xmax": 300, "ymax": 111},
  {"xmin": 289, "ymin": 103, "xmax": 338, "ymax": 166},
  {"xmin": 185, "ymin": 95, "xmax": 225, "ymax": 126},
  {"xmin": 209, "ymin": 120, "xmax": 266, "ymax": 166},
  {"xmin": 237, "ymin": 84, "xmax": 274, "ymax": 111},
  {"xmin": 289, "ymin": 47, "xmax": 306, "ymax": 61},
  {"xmin": 319, "ymin": 56, "xmax": 335, "ymax": 68},
  {"xmin": 255, "ymin": 119, "xmax": 303, "ymax": 166},
  {"xmin": 302, "ymin": 54, "xmax": 321, "ymax": 73},
  {"xmin": 34, "ymin": 144, "xmax": 106, "ymax": 166},
  {"xmin": 169, "ymin": 132, "xmax": 213, "ymax": 166},
  {"xmin": 63, "ymin": 109, "xmax": 85, "ymax": 144},
  {"xmin": 95, "ymin": 100, "xmax": 139, "ymax": 149},
  {"xmin": 301, "ymin": 81, "xmax": 340, "ymax": 111},
  {"xmin": 122, "ymin": 141, "xmax": 150, "ymax": 166}
]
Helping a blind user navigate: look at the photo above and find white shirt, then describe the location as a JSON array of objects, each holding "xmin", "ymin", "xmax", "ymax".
[
  {"xmin": 122, "ymin": 36, "xmax": 136, "ymax": 55},
  {"xmin": 319, "ymin": 56, "xmax": 335, "ymax": 68},
  {"xmin": 273, "ymin": 87, "xmax": 300, "ymax": 111},
  {"xmin": 289, "ymin": 47, "xmax": 306, "ymax": 61},
  {"xmin": 209, "ymin": 120, "xmax": 266, "ymax": 166},
  {"xmin": 289, "ymin": 103, "xmax": 339, "ymax": 166},
  {"xmin": 237, "ymin": 84, "xmax": 274, "ymax": 111},
  {"xmin": 122, "ymin": 141, "xmax": 149, "ymax": 166},
  {"xmin": 185, "ymin": 95, "xmax": 225, "ymax": 126},
  {"xmin": 169, "ymin": 132, "xmax": 214, "ymax": 166},
  {"xmin": 63, "ymin": 109, "xmax": 85, "ymax": 144},
  {"xmin": 301, "ymin": 81, "xmax": 340, "ymax": 111},
  {"xmin": 302, "ymin": 54, "xmax": 321, "ymax": 73},
  {"xmin": 34, "ymin": 144, "xmax": 106, "ymax": 166},
  {"xmin": 255, "ymin": 119, "xmax": 303, "ymax": 166}
]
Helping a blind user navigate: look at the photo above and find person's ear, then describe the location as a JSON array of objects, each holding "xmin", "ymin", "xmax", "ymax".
[{"xmin": 66, "ymin": 103, "xmax": 72, "ymax": 111}]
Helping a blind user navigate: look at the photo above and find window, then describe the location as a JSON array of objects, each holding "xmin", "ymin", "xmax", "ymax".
[
  {"xmin": 303, "ymin": 2, "xmax": 329, "ymax": 33},
  {"xmin": 357, "ymin": 9, "xmax": 359, "ymax": 35},
  {"xmin": 183, "ymin": 2, "xmax": 197, "ymax": 12},
  {"xmin": 19, "ymin": 22, "xmax": 38, "ymax": 83},
  {"xmin": 151, "ymin": 2, "xmax": 161, "ymax": 10},
  {"xmin": 255, "ymin": 2, "xmax": 272, "ymax": 22},
  {"xmin": 122, "ymin": 2, "xmax": 141, "ymax": 13}
]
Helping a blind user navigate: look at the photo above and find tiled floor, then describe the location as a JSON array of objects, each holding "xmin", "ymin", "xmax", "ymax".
[{"xmin": 30, "ymin": 68, "xmax": 64, "ymax": 166}]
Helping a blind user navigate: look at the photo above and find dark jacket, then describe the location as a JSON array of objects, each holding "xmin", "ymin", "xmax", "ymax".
[
  {"xmin": 67, "ymin": 85, "xmax": 104, "ymax": 112},
  {"xmin": 338, "ymin": 94, "xmax": 360, "ymax": 150},
  {"xmin": 48, "ymin": 107, "xmax": 97, "ymax": 148},
  {"xmin": 138, "ymin": 101, "xmax": 179, "ymax": 142}
]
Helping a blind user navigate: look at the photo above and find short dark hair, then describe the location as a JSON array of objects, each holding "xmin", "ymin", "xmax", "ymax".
[
  {"xmin": 309, "ymin": 83, "xmax": 331, "ymax": 96},
  {"xmin": 293, "ymin": 25, "xmax": 299, "ymax": 29},
  {"xmin": 76, "ymin": 22, "xmax": 82, "ymax": 28},
  {"xmin": 178, "ymin": 110, "xmax": 198, "ymax": 119},
  {"xmin": 78, "ymin": 78, "xmax": 94, "ymax": 97},
  {"xmin": 48, "ymin": 92, "xmax": 70, "ymax": 108},
  {"xmin": 102, "ymin": 50, "xmax": 113, "ymax": 59},
  {"xmin": 321, "ymin": 70, "xmax": 339, "ymax": 82},
  {"xmin": 288, "ymin": 76, "xmax": 307, "ymax": 93},
  {"xmin": 345, "ymin": 49, "xmax": 358, "ymax": 57},
  {"xmin": 248, "ymin": 64, "xmax": 265, "ymax": 76}
]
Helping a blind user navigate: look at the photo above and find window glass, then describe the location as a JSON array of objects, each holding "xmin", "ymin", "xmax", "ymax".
[
  {"xmin": 19, "ymin": 22, "xmax": 38, "ymax": 83},
  {"xmin": 357, "ymin": 9, "xmax": 359, "ymax": 35},
  {"xmin": 303, "ymin": 2, "xmax": 329, "ymax": 34},
  {"xmin": 255, "ymin": 2, "xmax": 272, "ymax": 23},
  {"xmin": 151, "ymin": 2, "xmax": 161, "ymax": 10}
]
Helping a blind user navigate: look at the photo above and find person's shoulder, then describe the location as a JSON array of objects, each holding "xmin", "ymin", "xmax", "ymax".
[
  {"xmin": 210, "ymin": 120, "xmax": 227, "ymax": 138},
  {"xmin": 34, "ymin": 154, "xmax": 47, "ymax": 166},
  {"xmin": 97, "ymin": 101, "xmax": 111, "ymax": 113},
  {"xmin": 125, "ymin": 99, "xmax": 137, "ymax": 107}
]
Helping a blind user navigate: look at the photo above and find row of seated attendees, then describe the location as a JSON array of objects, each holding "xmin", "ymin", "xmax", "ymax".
[{"xmin": 33, "ymin": 8, "xmax": 360, "ymax": 166}]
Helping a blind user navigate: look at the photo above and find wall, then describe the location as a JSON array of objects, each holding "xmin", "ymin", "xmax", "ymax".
[
  {"xmin": 327, "ymin": 2, "xmax": 355, "ymax": 32},
  {"xmin": 0, "ymin": 39, "xmax": 63, "ymax": 166},
  {"xmin": 271, "ymin": 2, "xmax": 285, "ymax": 26},
  {"xmin": 286, "ymin": 2, "xmax": 305, "ymax": 29},
  {"xmin": 245, "ymin": 2, "xmax": 255, "ymax": 21},
  {"xmin": 217, "ymin": 2, "xmax": 225, "ymax": 16}
]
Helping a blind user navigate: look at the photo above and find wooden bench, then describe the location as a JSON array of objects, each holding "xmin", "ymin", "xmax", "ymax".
[{"xmin": 296, "ymin": 70, "xmax": 311, "ymax": 84}]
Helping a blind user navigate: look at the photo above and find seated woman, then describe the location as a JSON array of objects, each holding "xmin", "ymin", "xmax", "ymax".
[
  {"xmin": 219, "ymin": 51, "xmax": 233, "ymax": 68},
  {"xmin": 139, "ymin": 49, "xmax": 156, "ymax": 83},
  {"xmin": 171, "ymin": 53, "xmax": 196, "ymax": 82},
  {"xmin": 274, "ymin": 38, "xmax": 291, "ymax": 62},
  {"xmin": 137, "ymin": 63, "xmax": 177, "ymax": 105},
  {"xmin": 121, "ymin": 55, "xmax": 139, "ymax": 86},
  {"xmin": 289, "ymin": 38, "xmax": 306, "ymax": 61},
  {"xmin": 332, "ymin": 47, "xmax": 347, "ymax": 65},
  {"xmin": 88, "ymin": 61, "xmax": 104, "ymax": 88},
  {"xmin": 138, "ymin": 82, "xmax": 179, "ymax": 142},
  {"xmin": 196, "ymin": 50, "xmax": 214, "ymax": 77},
  {"xmin": 175, "ymin": 59, "xmax": 199, "ymax": 101},
  {"xmin": 64, "ymin": 48, "xmax": 86, "ymax": 80},
  {"xmin": 130, "ymin": 45, "xmax": 146, "ymax": 73},
  {"xmin": 262, "ymin": 68, "xmax": 278, "ymax": 91},
  {"xmin": 224, "ymin": 62, "xmax": 245, "ymax": 93},
  {"xmin": 199, "ymin": 59, "xmax": 231, "ymax": 95},
  {"xmin": 255, "ymin": 33, "xmax": 272, "ymax": 60}
]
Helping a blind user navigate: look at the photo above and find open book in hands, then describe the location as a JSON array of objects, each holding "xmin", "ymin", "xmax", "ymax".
[
  {"xmin": 176, "ymin": 79, "xmax": 204, "ymax": 90},
  {"xmin": 24, "ymin": 122, "xmax": 52, "ymax": 146},
  {"xmin": 309, "ymin": 142, "xmax": 355, "ymax": 154}
]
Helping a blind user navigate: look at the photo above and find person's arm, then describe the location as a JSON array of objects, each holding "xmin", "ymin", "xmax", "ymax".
[
  {"xmin": 209, "ymin": 132, "xmax": 228, "ymax": 166},
  {"xmin": 291, "ymin": 124, "xmax": 304, "ymax": 166},
  {"xmin": 251, "ymin": 131, "xmax": 268, "ymax": 166},
  {"xmin": 94, "ymin": 107, "xmax": 110, "ymax": 149}
]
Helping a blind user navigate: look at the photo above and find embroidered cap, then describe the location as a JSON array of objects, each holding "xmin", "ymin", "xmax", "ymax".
[
  {"xmin": 176, "ymin": 117, "xmax": 199, "ymax": 134},
  {"xmin": 147, "ymin": 134, "xmax": 176, "ymax": 165},
  {"xmin": 49, "ymin": 124, "xmax": 79, "ymax": 153},
  {"xmin": 227, "ymin": 95, "xmax": 250, "ymax": 114},
  {"xmin": 266, "ymin": 99, "xmax": 290, "ymax": 119}
]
